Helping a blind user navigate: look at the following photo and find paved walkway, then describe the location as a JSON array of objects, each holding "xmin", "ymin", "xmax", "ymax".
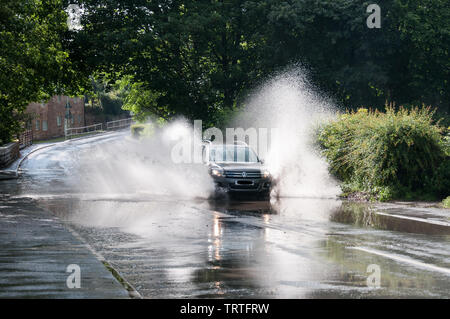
[{"xmin": 0, "ymin": 195, "xmax": 129, "ymax": 298}]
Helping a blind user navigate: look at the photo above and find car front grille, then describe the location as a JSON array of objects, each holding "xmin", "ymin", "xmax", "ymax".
[
  {"xmin": 230, "ymin": 183, "xmax": 259, "ymax": 189},
  {"xmin": 224, "ymin": 171, "xmax": 261, "ymax": 178}
]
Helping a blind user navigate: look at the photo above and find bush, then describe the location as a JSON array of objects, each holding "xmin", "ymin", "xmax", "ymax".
[
  {"xmin": 318, "ymin": 106, "xmax": 448, "ymax": 201},
  {"xmin": 443, "ymin": 196, "xmax": 450, "ymax": 209},
  {"xmin": 131, "ymin": 123, "xmax": 154, "ymax": 139}
]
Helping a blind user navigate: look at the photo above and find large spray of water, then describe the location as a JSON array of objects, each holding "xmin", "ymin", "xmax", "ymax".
[
  {"xmin": 76, "ymin": 120, "xmax": 215, "ymax": 200},
  {"xmin": 234, "ymin": 68, "xmax": 340, "ymax": 198},
  {"xmin": 73, "ymin": 68, "xmax": 339, "ymax": 200}
]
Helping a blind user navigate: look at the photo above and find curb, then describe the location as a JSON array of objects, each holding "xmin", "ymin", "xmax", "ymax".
[
  {"xmin": 65, "ymin": 224, "xmax": 143, "ymax": 299},
  {"xmin": 0, "ymin": 144, "xmax": 56, "ymax": 180},
  {"xmin": 13, "ymin": 143, "xmax": 59, "ymax": 178}
]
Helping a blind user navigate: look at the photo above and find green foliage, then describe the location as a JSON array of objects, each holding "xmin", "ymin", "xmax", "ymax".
[
  {"xmin": 83, "ymin": 74, "xmax": 129, "ymax": 117},
  {"xmin": 264, "ymin": 0, "xmax": 450, "ymax": 113},
  {"xmin": 3, "ymin": 1, "xmax": 449, "ymax": 144},
  {"xmin": 0, "ymin": 0, "xmax": 86, "ymax": 145},
  {"xmin": 130, "ymin": 123, "xmax": 154, "ymax": 139},
  {"xmin": 68, "ymin": 0, "xmax": 449, "ymax": 123},
  {"xmin": 118, "ymin": 77, "xmax": 171, "ymax": 122},
  {"xmin": 68, "ymin": 0, "xmax": 273, "ymax": 123},
  {"xmin": 318, "ymin": 106, "xmax": 449, "ymax": 200},
  {"xmin": 100, "ymin": 94, "xmax": 123, "ymax": 116},
  {"xmin": 443, "ymin": 196, "xmax": 450, "ymax": 209}
]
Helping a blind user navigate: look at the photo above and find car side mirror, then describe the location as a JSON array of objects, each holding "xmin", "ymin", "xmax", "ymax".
[{"xmin": 260, "ymin": 159, "xmax": 264, "ymax": 164}]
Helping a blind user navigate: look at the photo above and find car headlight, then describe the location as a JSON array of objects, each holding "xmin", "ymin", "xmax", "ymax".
[
  {"xmin": 262, "ymin": 170, "xmax": 270, "ymax": 178},
  {"xmin": 211, "ymin": 169, "xmax": 223, "ymax": 177}
]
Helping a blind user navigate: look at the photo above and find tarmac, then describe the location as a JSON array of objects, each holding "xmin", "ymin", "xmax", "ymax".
[{"xmin": 0, "ymin": 195, "xmax": 129, "ymax": 298}]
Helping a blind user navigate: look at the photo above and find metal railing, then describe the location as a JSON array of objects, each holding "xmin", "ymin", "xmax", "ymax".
[
  {"xmin": 65, "ymin": 123, "xmax": 103, "ymax": 139},
  {"xmin": 106, "ymin": 118, "xmax": 133, "ymax": 130},
  {"xmin": 18, "ymin": 129, "xmax": 33, "ymax": 149},
  {"xmin": 64, "ymin": 117, "xmax": 134, "ymax": 139}
]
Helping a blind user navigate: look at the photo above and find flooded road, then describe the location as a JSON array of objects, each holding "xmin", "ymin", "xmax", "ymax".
[{"xmin": 0, "ymin": 132, "xmax": 449, "ymax": 298}]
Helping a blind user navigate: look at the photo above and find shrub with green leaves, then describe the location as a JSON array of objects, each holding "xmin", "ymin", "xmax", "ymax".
[
  {"xmin": 443, "ymin": 196, "xmax": 450, "ymax": 209},
  {"xmin": 318, "ymin": 107, "xmax": 449, "ymax": 201}
]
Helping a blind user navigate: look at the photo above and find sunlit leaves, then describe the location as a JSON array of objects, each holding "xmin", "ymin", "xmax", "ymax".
[{"xmin": 0, "ymin": 0, "xmax": 77, "ymax": 144}]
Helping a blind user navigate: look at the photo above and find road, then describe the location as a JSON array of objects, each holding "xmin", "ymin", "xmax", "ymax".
[{"xmin": 0, "ymin": 131, "xmax": 449, "ymax": 298}]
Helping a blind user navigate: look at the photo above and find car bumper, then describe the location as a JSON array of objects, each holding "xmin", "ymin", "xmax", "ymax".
[{"xmin": 211, "ymin": 176, "xmax": 272, "ymax": 193}]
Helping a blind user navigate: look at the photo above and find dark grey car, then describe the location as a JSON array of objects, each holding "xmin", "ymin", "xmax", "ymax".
[{"xmin": 203, "ymin": 142, "xmax": 273, "ymax": 198}]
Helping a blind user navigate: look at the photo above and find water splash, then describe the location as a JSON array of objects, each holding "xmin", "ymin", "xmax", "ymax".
[
  {"xmin": 236, "ymin": 68, "xmax": 340, "ymax": 198},
  {"xmin": 20, "ymin": 68, "xmax": 340, "ymax": 200},
  {"xmin": 77, "ymin": 119, "xmax": 215, "ymax": 200},
  {"xmin": 77, "ymin": 68, "xmax": 340, "ymax": 200}
]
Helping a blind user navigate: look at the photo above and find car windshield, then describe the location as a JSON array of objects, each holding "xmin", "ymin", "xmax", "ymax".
[{"xmin": 210, "ymin": 145, "xmax": 259, "ymax": 163}]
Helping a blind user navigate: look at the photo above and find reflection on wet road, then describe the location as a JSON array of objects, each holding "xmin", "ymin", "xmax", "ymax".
[
  {"xmin": 1, "ymin": 133, "xmax": 449, "ymax": 298},
  {"xmin": 34, "ymin": 197, "xmax": 448, "ymax": 298}
]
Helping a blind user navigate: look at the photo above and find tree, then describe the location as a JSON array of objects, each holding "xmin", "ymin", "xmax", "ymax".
[
  {"xmin": 67, "ymin": 0, "xmax": 274, "ymax": 125},
  {"xmin": 84, "ymin": 74, "xmax": 130, "ymax": 117},
  {"xmin": 264, "ymin": 0, "xmax": 449, "ymax": 112},
  {"xmin": 115, "ymin": 76, "xmax": 169, "ymax": 122},
  {"xmin": 0, "ymin": 0, "xmax": 82, "ymax": 144},
  {"xmin": 68, "ymin": 0, "xmax": 449, "ymax": 124}
]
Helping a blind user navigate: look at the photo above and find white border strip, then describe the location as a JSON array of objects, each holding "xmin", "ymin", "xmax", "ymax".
[
  {"xmin": 349, "ymin": 246, "xmax": 450, "ymax": 276},
  {"xmin": 375, "ymin": 211, "xmax": 450, "ymax": 227}
]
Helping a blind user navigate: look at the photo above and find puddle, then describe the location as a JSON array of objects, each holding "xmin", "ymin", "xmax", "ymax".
[{"xmin": 331, "ymin": 202, "xmax": 450, "ymax": 235}]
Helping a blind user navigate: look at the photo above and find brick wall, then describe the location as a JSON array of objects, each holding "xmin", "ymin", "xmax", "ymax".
[{"xmin": 26, "ymin": 96, "xmax": 85, "ymax": 140}]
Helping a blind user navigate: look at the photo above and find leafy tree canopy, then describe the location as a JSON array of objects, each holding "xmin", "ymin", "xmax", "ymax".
[
  {"xmin": 2, "ymin": 0, "xmax": 448, "ymax": 143},
  {"xmin": 0, "ymin": 0, "xmax": 85, "ymax": 144},
  {"xmin": 68, "ymin": 0, "xmax": 449, "ymax": 124}
]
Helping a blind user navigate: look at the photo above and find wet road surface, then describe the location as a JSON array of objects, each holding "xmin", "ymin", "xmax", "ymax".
[
  {"xmin": 0, "ymin": 132, "xmax": 449, "ymax": 298},
  {"xmin": 0, "ymin": 195, "xmax": 129, "ymax": 298}
]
